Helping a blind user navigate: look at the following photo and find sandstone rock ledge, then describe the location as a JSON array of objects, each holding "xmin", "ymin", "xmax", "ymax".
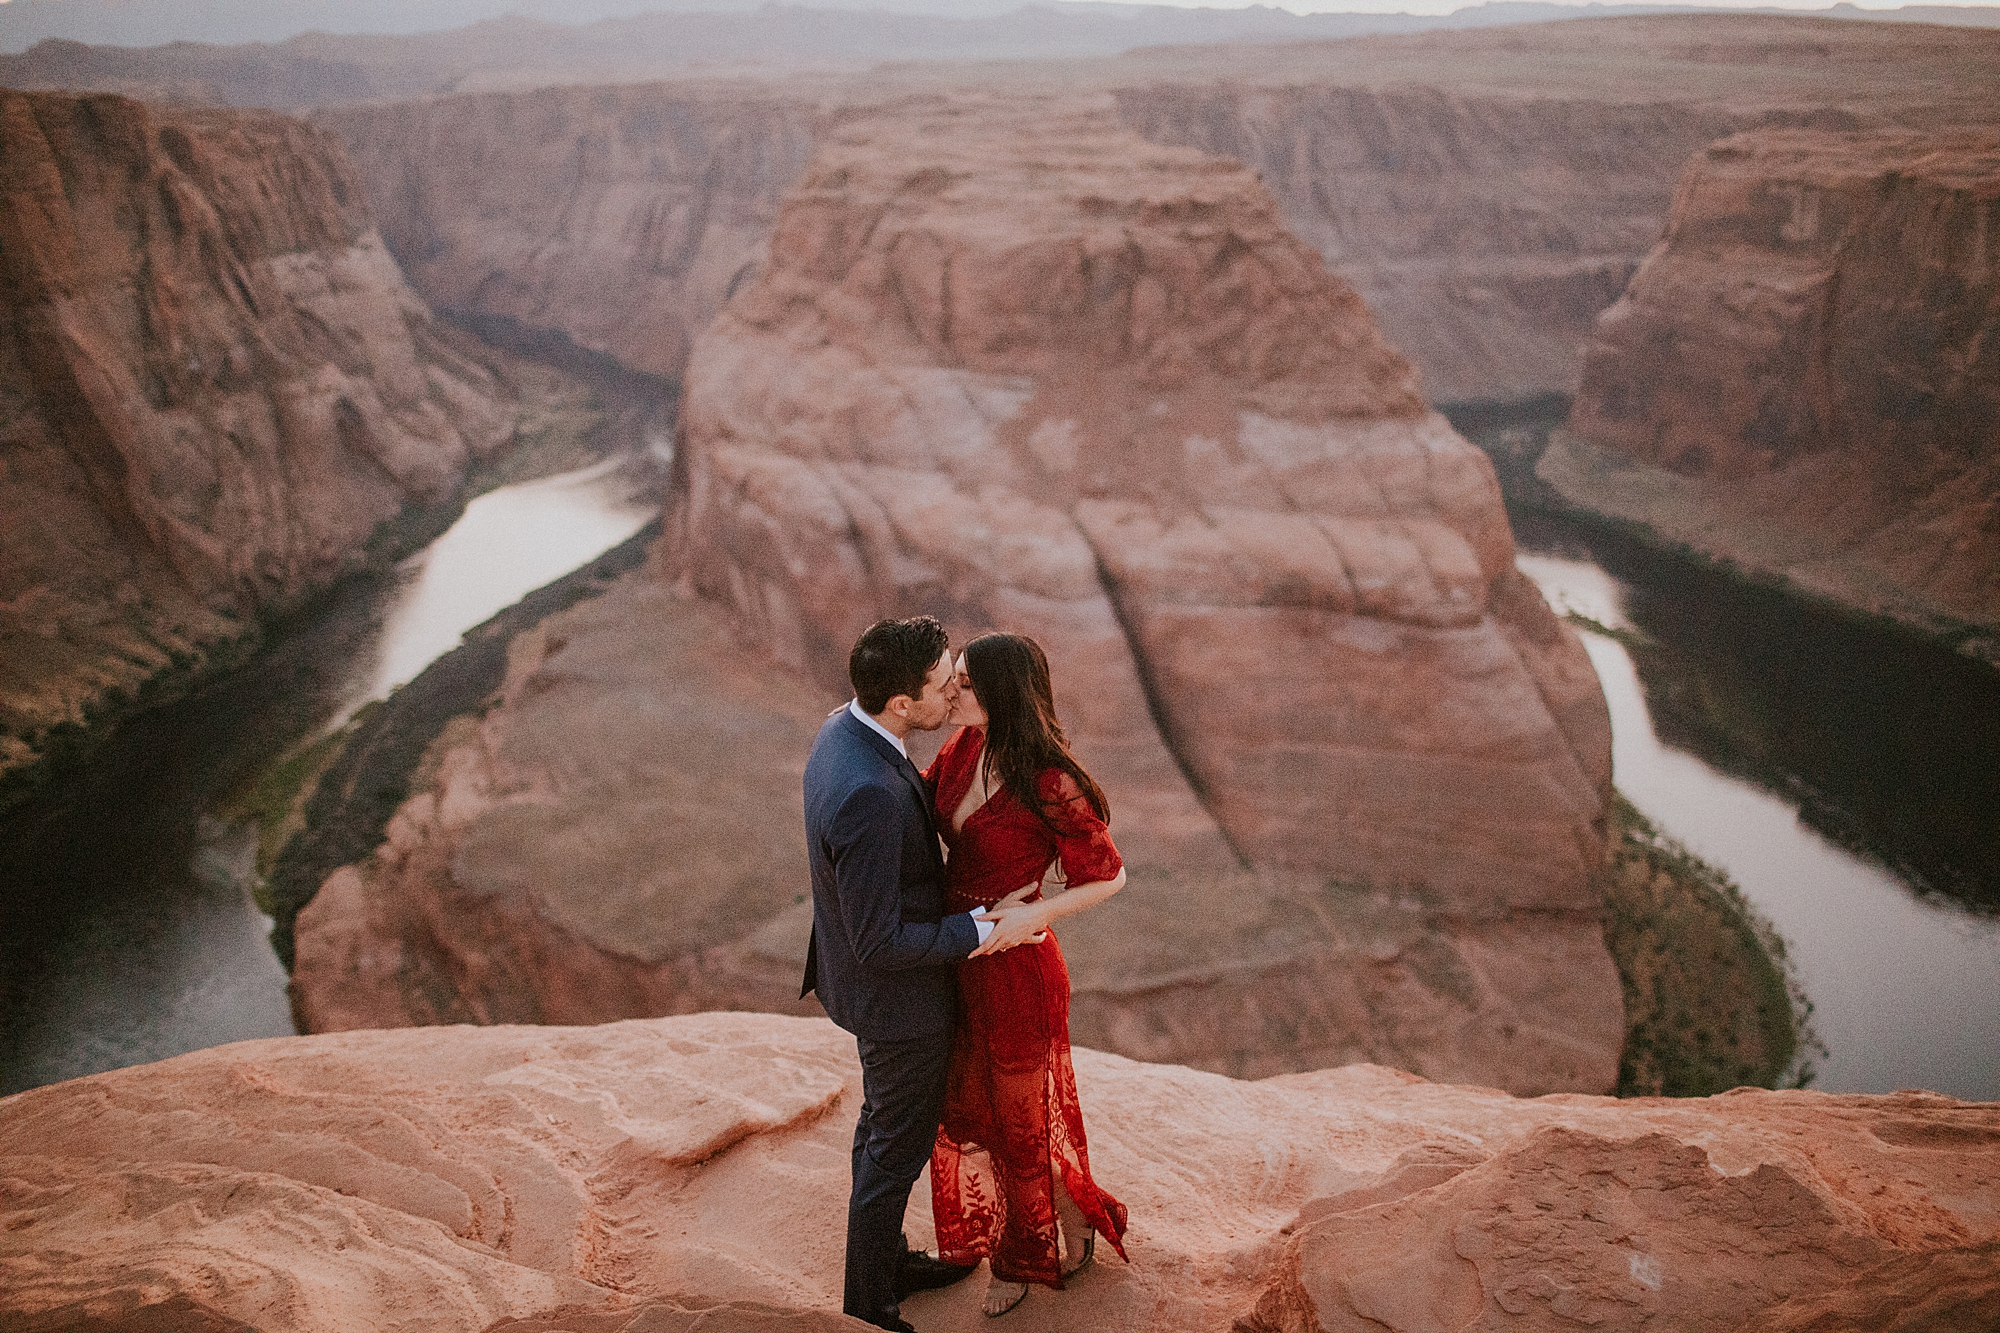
[{"xmin": 2, "ymin": 1014, "xmax": 1995, "ymax": 1333}]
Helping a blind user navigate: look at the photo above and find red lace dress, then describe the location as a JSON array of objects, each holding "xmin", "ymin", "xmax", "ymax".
[{"xmin": 923, "ymin": 726, "xmax": 1130, "ymax": 1287}]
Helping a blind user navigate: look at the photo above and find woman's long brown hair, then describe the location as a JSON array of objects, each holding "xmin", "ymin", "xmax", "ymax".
[{"xmin": 963, "ymin": 632, "xmax": 1109, "ymax": 834}]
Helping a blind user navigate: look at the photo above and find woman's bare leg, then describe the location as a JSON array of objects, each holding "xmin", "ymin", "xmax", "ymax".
[{"xmin": 1055, "ymin": 1177, "xmax": 1092, "ymax": 1276}]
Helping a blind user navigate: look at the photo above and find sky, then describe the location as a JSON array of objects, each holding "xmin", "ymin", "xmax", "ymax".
[
  {"xmin": 4, "ymin": 0, "xmax": 1999, "ymax": 8},
  {"xmin": 1090, "ymin": 0, "xmax": 1997, "ymax": 9}
]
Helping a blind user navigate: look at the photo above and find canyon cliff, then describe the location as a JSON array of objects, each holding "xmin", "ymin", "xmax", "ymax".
[
  {"xmin": 1109, "ymin": 14, "xmax": 1999, "ymax": 403},
  {"xmin": 293, "ymin": 94, "xmax": 1625, "ymax": 1096},
  {"xmin": 1108, "ymin": 82, "xmax": 1729, "ymax": 406},
  {"xmin": 318, "ymin": 87, "xmax": 819, "ymax": 388},
  {"xmin": 665, "ymin": 100, "xmax": 1619, "ymax": 1092},
  {"xmin": 0, "ymin": 90, "xmax": 514, "ymax": 802},
  {"xmin": 310, "ymin": 17, "xmax": 2000, "ymax": 408},
  {"xmin": 1557, "ymin": 127, "xmax": 2000, "ymax": 660},
  {"xmin": 3, "ymin": 1013, "xmax": 1996, "ymax": 1332}
]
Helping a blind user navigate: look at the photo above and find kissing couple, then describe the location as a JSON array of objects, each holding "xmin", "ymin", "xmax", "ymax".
[{"xmin": 801, "ymin": 616, "xmax": 1131, "ymax": 1329}]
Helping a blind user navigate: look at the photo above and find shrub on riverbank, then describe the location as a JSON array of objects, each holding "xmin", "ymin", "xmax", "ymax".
[{"xmin": 1602, "ymin": 792, "xmax": 1820, "ymax": 1096}]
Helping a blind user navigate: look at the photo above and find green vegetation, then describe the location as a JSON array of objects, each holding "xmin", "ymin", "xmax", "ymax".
[
  {"xmin": 1562, "ymin": 609, "xmax": 1650, "ymax": 651},
  {"xmin": 214, "ymin": 704, "xmax": 376, "ymax": 914},
  {"xmin": 1601, "ymin": 791, "xmax": 1822, "ymax": 1096}
]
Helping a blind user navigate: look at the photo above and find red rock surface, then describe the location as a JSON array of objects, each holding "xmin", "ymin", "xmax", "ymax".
[
  {"xmin": 290, "ymin": 97, "xmax": 1621, "ymax": 1095},
  {"xmin": 0, "ymin": 90, "xmax": 513, "ymax": 792},
  {"xmin": 310, "ymin": 18, "xmax": 2000, "ymax": 408},
  {"xmin": 318, "ymin": 86, "xmax": 818, "ymax": 384},
  {"xmin": 290, "ymin": 571, "xmax": 835, "ymax": 1035},
  {"xmin": 1564, "ymin": 128, "xmax": 2000, "ymax": 654},
  {"xmin": 1110, "ymin": 85, "xmax": 1723, "ymax": 407},
  {"xmin": 658, "ymin": 96, "xmax": 1620, "ymax": 1092},
  {"xmin": 1109, "ymin": 14, "xmax": 2000, "ymax": 405},
  {"xmin": 3, "ymin": 1014, "xmax": 1995, "ymax": 1332}
]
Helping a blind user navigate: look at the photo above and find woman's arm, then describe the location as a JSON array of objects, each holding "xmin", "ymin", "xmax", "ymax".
[{"xmin": 969, "ymin": 867, "xmax": 1124, "ymax": 957}]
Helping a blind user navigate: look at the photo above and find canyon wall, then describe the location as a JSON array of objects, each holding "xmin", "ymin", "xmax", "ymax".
[
  {"xmin": 0, "ymin": 90, "xmax": 513, "ymax": 801},
  {"xmin": 1109, "ymin": 14, "xmax": 2000, "ymax": 404},
  {"xmin": 1110, "ymin": 85, "xmax": 1738, "ymax": 406},
  {"xmin": 310, "ymin": 73, "xmax": 1777, "ymax": 408},
  {"xmin": 4, "ymin": 1013, "xmax": 1996, "ymax": 1332},
  {"xmin": 291, "ymin": 93, "xmax": 1623, "ymax": 1095},
  {"xmin": 313, "ymin": 17, "xmax": 2000, "ymax": 411},
  {"xmin": 318, "ymin": 86, "xmax": 819, "ymax": 387},
  {"xmin": 1560, "ymin": 128, "xmax": 2000, "ymax": 658},
  {"xmin": 664, "ymin": 96, "xmax": 1619, "ymax": 1091}
]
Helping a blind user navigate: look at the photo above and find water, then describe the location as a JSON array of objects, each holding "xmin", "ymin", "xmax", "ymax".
[
  {"xmin": 0, "ymin": 459, "xmax": 654, "ymax": 1095},
  {"xmin": 6, "ymin": 449, "xmax": 1994, "ymax": 1101},
  {"xmin": 1517, "ymin": 541, "xmax": 2000, "ymax": 1100},
  {"xmin": 344, "ymin": 457, "xmax": 657, "ymax": 717}
]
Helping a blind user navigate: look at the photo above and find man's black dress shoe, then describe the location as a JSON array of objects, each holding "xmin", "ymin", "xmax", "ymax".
[{"xmin": 895, "ymin": 1239, "xmax": 979, "ymax": 1298}]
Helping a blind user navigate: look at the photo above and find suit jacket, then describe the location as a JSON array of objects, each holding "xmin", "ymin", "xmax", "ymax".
[{"xmin": 800, "ymin": 707, "xmax": 979, "ymax": 1041}]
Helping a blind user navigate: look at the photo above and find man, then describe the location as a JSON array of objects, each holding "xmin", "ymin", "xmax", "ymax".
[{"xmin": 801, "ymin": 616, "xmax": 1034, "ymax": 1331}]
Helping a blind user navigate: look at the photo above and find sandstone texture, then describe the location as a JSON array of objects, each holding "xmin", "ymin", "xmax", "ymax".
[
  {"xmin": 0, "ymin": 90, "xmax": 513, "ymax": 798},
  {"xmin": 1110, "ymin": 14, "xmax": 2000, "ymax": 404},
  {"xmin": 307, "ymin": 17, "xmax": 2000, "ymax": 408},
  {"xmin": 661, "ymin": 96, "xmax": 1620, "ymax": 1092},
  {"xmin": 1562, "ymin": 128, "xmax": 2000, "ymax": 659},
  {"xmin": 3, "ymin": 1013, "xmax": 1996, "ymax": 1333},
  {"xmin": 291, "ymin": 95, "xmax": 1621, "ymax": 1095},
  {"xmin": 1108, "ymin": 84, "xmax": 1722, "ymax": 407},
  {"xmin": 290, "ymin": 568, "xmax": 836, "ymax": 1034},
  {"xmin": 318, "ymin": 86, "xmax": 819, "ymax": 386}
]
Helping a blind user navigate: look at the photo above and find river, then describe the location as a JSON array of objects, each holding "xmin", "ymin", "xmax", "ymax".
[
  {"xmin": 3, "ymin": 459, "xmax": 1994, "ymax": 1100},
  {"xmin": 0, "ymin": 458, "xmax": 654, "ymax": 1095},
  {"xmin": 1515, "ymin": 514, "xmax": 1999, "ymax": 1101}
]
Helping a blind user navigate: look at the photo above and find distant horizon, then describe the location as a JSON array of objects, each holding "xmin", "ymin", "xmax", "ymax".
[
  {"xmin": 6, "ymin": 0, "xmax": 1999, "ymax": 60},
  {"xmin": 1080, "ymin": 0, "xmax": 1998, "ymax": 10},
  {"xmin": 7, "ymin": 0, "xmax": 2000, "ymax": 11}
]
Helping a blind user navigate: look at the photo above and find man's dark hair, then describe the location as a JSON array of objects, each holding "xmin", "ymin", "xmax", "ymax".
[{"xmin": 850, "ymin": 616, "xmax": 949, "ymax": 715}]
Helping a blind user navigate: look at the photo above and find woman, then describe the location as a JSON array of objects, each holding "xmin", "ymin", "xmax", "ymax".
[{"xmin": 922, "ymin": 632, "xmax": 1130, "ymax": 1317}]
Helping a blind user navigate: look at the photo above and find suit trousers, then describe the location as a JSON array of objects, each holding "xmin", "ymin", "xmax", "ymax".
[{"xmin": 845, "ymin": 1027, "xmax": 955, "ymax": 1328}]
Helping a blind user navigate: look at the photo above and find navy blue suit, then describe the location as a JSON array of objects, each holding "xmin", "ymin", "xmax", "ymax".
[{"xmin": 801, "ymin": 706, "xmax": 979, "ymax": 1328}]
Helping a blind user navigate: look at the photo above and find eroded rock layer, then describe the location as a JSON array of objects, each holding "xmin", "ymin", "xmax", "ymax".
[
  {"xmin": 288, "ymin": 95, "xmax": 1621, "ymax": 1093},
  {"xmin": 1563, "ymin": 128, "xmax": 2000, "ymax": 656},
  {"xmin": 1110, "ymin": 85, "xmax": 1727, "ymax": 406},
  {"xmin": 658, "ymin": 96, "xmax": 1620, "ymax": 1091},
  {"xmin": 289, "ymin": 569, "xmax": 835, "ymax": 1035},
  {"xmin": 311, "ymin": 17, "xmax": 2000, "ymax": 409},
  {"xmin": 318, "ymin": 86, "xmax": 819, "ymax": 385},
  {"xmin": 2, "ymin": 1014, "xmax": 1995, "ymax": 1333},
  {"xmin": 0, "ymin": 90, "xmax": 512, "ymax": 796}
]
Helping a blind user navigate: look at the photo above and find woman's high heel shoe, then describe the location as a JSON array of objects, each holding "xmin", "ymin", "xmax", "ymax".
[
  {"xmin": 983, "ymin": 1277, "xmax": 1029, "ymax": 1318},
  {"xmin": 1061, "ymin": 1231, "xmax": 1096, "ymax": 1280}
]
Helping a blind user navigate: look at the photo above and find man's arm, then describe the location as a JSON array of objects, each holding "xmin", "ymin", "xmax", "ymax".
[{"xmin": 829, "ymin": 781, "xmax": 979, "ymax": 969}]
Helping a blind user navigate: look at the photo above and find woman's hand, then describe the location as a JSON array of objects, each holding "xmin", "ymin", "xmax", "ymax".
[
  {"xmin": 971, "ymin": 885, "xmax": 1049, "ymax": 956},
  {"xmin": 975, "ymin": 867, "xmax": 1127, "ymax": 958}
]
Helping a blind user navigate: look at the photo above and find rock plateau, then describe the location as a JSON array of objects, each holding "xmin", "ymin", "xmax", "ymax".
[
  {"xmin": 3, "ymin": 1013, "xmax": 1996, "ymax": 1333},
  {"xmin": 1560, "ymin": 127, "xmax": 2000, "ymax": 660},
  {"xmin": 0, "ymin": 90, "xmax": 514, "ymax": 801}
]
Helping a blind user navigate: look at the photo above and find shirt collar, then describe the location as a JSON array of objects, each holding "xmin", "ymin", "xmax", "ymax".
[{"xmin": 847, "ymin": 698, "xmax": 908, "ymax": 760}]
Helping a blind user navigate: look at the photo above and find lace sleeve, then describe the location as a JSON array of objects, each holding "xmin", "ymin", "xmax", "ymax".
[{"xmin": 1038, "ymin": 769, "xmax": 1122, "ymax": 887}]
